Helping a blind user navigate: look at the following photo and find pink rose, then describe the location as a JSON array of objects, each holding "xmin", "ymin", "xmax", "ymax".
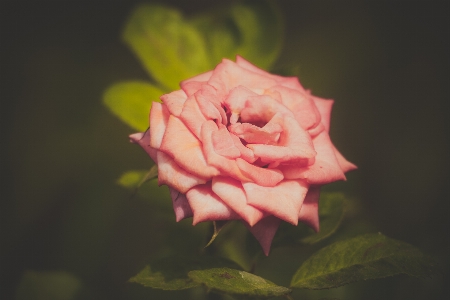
[{"xmin": 130, "ymin": 56, "xmax": 356, "ymax": 255}]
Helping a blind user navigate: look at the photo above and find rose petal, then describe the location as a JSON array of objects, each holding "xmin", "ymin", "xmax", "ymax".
[
  {"xmin": 160, "ymin": 115, "xmax": 219, "ymax": 180},
  {"xmin": 235, "ymin": 158, "xmax": 284, "ymax": 187},
  {"xmin": 243, "ymin": 216, "xmax": 281, "ymax": 256},
  {"xmin": 211, "ymin": 126, "xmax": 241, "ymax": 159},
  {"xmin": 212, "ymin": 176, "xmax": 266, "ymax": 226},
  {"xmin": 240, "ymin": 95, "xmax": 294, "ymax": 125},
  {"xmin": 236, "ymin": 56, "xmax": 304, "ymax": 90},
  {"xmin": 179, "ymin": 94, "xmax": 207, "ymax": 138},
  {"xmin": 157, "ymin": 151, "xmax": 206, "ymax": 194},
  {"xmin": 230, "ymin": 134, "xmax": 256, "ymax": 163},
  {"xmin": 160, "ymin": 89, "xmax": 187, "ymax": 117},
  {"xmin": 180, "ymin": 80, "xmax": 205, "ymax": 97},
  {"xmin": 208, "ymin": 59, "xmax": 278, "ymax": 96},
  {"xmin": 200, "ymin": 120, "xmax": 249, "ymax": 181},
  {"xmin": 228, "ymin": 122, "xmax": 281, "ymax": 144},
  {"xmin": 181, "ymin": 70, "xmax": 213, "ymax": 85},
  {"xmin": 186, "ymin": 183, "xmax": 240, "ymax": 225},
  {"xmin": 223, "ymin": 85, "xmax": 258, "ymax": 124},
  {"xmin": 248, "ymin": 114, "xmax": 316, "ymax": 165},
  {"xmin": 311, "ymin": 96, "xmax": 333, "ymax": 132},
  {"xmin": 149, "ymin": 102, "xmax": 170, "ymax": 149},
  {"xmin": 298, "ymin": 186, "xmax": 320, "ymax": 232},
  {"xmin": 279, "ymin": 131, "xmax": 346, "ymax": 184},
  {"xmin": 242, "ymin": 179, "xmax": 309, "ymax": 225},
  {"xmin": 195, "ymin": 85, "xmax": 227, "ymax": 125},
  {"xmin": 333, "ymin": 145, "xmax": 358, "ymax": 173},
  {"xmin": 169, "ymin": 188, "xmax": 193, "ymax": 222},
  {"xmin": 267, "ymin": 85, "xmax": 321, "ymax": 131},
  {"xmin": 129, "ymin": 131, "xmax": 157, "ymax": 162}
]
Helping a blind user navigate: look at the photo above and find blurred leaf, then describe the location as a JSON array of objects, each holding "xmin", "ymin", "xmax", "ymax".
[
  {"xmin": 103, "ymin": 81, "xmax": 164, "ymax": 131},
  {"xmin": 117, "ymin": 166, "xmax": 158, "ymax": 189},
  {"xmin": 300, "ymin": 193, "xmax": 346, "ymax": 244},
  {"xmin": 192, "ymin": 0, "xmax": 284, "ymax": 69},
  {"xmin": 188, "ymin": 267, "xmax": 291, "ymax": 297},
  {"xmin": 129, "ymin": 256, "xmax": 241, "ymax": 290},
  {"xmin": 122, "ymin": 4, "xmax": 211, "ymax": 90},
  {"xmin": 229, "ymin": 0, "xmax": 284, "ymax": 69},
  {"xmin": 291, "ymin": 233, "xmax": 437, "ymax": 289},
  {"xmin": 15, "ymin": 270, "xmax": 91, "ymax": 300}
]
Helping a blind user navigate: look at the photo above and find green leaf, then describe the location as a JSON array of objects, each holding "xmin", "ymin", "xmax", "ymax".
[
  {"xmin": 188, "ymin": 268, "xmax": 291, "ymax": 297},
  {"xmin": 300, "ymin": 193, "xmax": 346, "ymax": 244},
  {"xmin": 103, "ymin": 81, "xmax": 164, "ymax": 131},
  {"xmin": 122, "ymin": 4, "xmax": 211, "ymax": 90},
  {"xmin": 117, "ymin": 166, "xmax": 158, "ymax": 189},
  {"xmin": 290, "ymin": 233, "xmax": 437, "ymax": 289},
  {"xmin": 191, "ymin": 0, "xmax": 284, "ymax": 70},
  {"xmin": 129, "ymin": 256, "xmax": 241, "ymax": 290}
]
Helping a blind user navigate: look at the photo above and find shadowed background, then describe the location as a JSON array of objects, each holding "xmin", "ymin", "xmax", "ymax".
[{"xmin": 1, "ymin": 0, "xmax": 449, "ymax": 299}]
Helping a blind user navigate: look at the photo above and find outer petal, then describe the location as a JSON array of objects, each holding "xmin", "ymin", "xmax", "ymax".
[
  {"xmin": 311, "ymin": 96, "xmax": 333, "ymax": 132},
  {"xmin": 212, "ymin": 176, "xmax": 266, "ymax": 226},
  {"xmin": 129, "ymin": 131, "xmax": 157, "ymax": 162},
  {"xmin": 180, "ymin": 70, "xmax": 213, "ymax": 85},
  {"xmin": 156, "ymin": 151, "xmax": 206, "ymax": 194},
  {"xmin": 333, "ymin": 145, "xmax": 358, "ymax": 173},
  {"xmin": 208, "ymin": 59, "xmax": 278, "ymax": 96},
  {"xmin": 243, "ymin": 216, "xmax": 281, "ymax": 256},
  {"xmin": 242, "ymin": 179, "xmax": 309, "ymax": 225},
  {"xmin": 160, "ymin": 115, "xmax": 219, "ymax": 179},
  {"xmin": 180, "ymin": 80, "xmax": 204, "ymax": 97},
  {"xmin": 149, "ymin": 102, "xmax": 170, "ymax": 149},
  {"xmin": 236, "ymin": 56, "xmax": 304, "ymax": 90},
  {"xmin": 298, "ymin": 186, "xmax": 320, "ymax": 232},
  {"xmin": 160, "ymin": 89, "xmax": 187, "ymax": 117},
  {"xmin": 169, "ymin": 188, "xmax": 193, "ymax": 222},
  {"xmin": 186, "ymin": 183, "xmax": 240, "ymax": 225},
  {"xmin": 279, "ymin": 131, "xmax": 346, "ymax": 184}
]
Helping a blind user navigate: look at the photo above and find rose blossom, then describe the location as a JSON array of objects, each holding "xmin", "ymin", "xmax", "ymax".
[{"xmin": 130, "ymin": 56, "xmax": 356, "ymax": 255}]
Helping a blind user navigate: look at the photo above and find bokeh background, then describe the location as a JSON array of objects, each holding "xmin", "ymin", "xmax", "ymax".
[{"xmin": 1, "ymin": 0, "xmax": 449, "ymax": 299}]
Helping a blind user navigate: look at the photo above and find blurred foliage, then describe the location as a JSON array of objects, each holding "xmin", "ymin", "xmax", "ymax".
[
  {"xmin": 103, "ymin": 81, "xmax": 164, "ymax": 131},
  {"xmin": 104, "ymin": 0, "xmax": 283, "ymax": 131},
  {"xmin": 1, "ymin": 0, "xmax": 448, "ymax": 299}
]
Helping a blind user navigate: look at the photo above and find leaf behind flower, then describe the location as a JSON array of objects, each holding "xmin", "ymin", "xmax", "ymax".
[
  {"xmin": 188, "ymin": 267, "xmax": 291, "ymax": 297},
  {"xmin": 290, "ymin": 233, "xmax": 437, "ymax": 289},
  {"xmin": 122, "ymin": 4, "xmax": 211, "ymax": 90},
  {"xmin": 300, "ymin": 193, "xmax": 346, "ymax": 244},
  {"xmin": 191, "ymin": 0, "xmax": 284, "ymax": 70},
  {"xmin": 129, "ymin": 256, "xmax": 241, "ymax": 290},
  {"xmin": 103, "ymin": 81, "xmax": 164, "ymax": 131}
]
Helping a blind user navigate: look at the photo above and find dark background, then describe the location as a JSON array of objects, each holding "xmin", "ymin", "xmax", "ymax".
[{"xmin": 1, "ymin": 1, "xmax": 449, "ymax": 299}]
